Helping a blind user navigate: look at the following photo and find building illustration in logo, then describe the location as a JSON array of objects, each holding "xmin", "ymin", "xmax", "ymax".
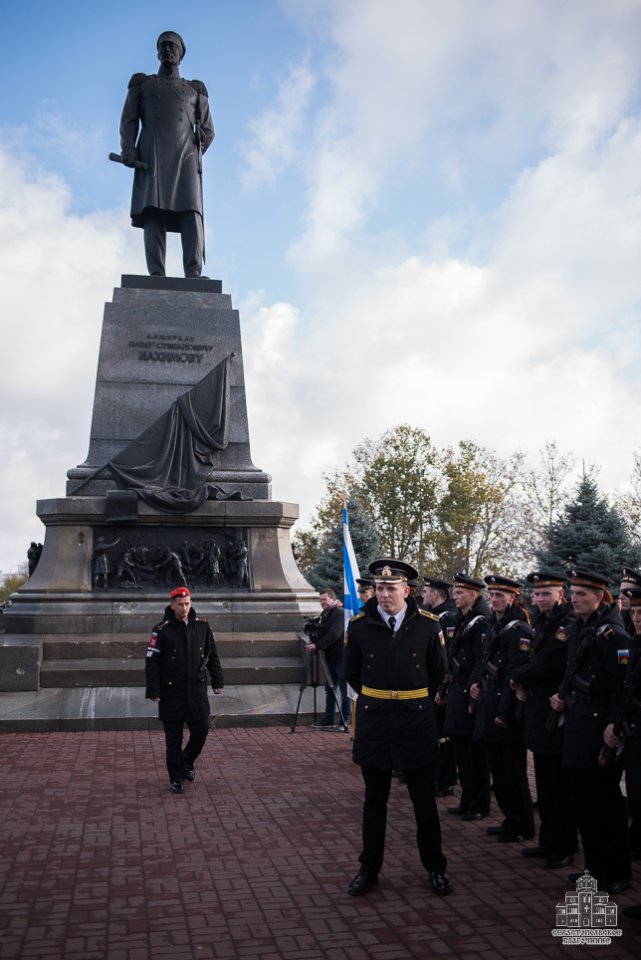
[{"xmin": 552, "ymin": 871, "xmax": 622, "ymax": 945}]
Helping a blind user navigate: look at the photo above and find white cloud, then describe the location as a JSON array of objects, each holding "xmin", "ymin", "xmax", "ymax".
[
  {"xmin": 241, "ymin": 56, "xmax": 316, "ymax": 188},
  {"xmin": 243, "ymin": 0, "xmax": 641, "ymax": 533},
  {"xmin": 287, "ymin": 0, "xmax": 641, "ymax": 268},
  {"xmin": 0, "ymin": 145, "xmax": 143, "ymax": 571}
]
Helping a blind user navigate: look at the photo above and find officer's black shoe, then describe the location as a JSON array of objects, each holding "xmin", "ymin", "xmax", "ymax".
[
  {"xmin": 429, "ymin": 871, "xmax": 452, "ymax": 896},
  {"xmin": 486, "ymin": 825, "xmax": 506, "ymax": 836},
  {"xmin": 170, "ymin": 780, "xmax": 184, "ymax": 794},
  {"xmin": 623, "ymin": 904, "xmax": 641, "ymax": 919},
  {"xmin": 434, "ymin": 786, "xmax": 455, "ymax": 797},
  {"xmin": 498, "ymin": 832, "xmax": 532, "ymax": 843},
  {"xmin": 461, "ymin": 811, "xmax": 485, "ymax": 821},
  {"xmin": 347, "ymin": 871, "xmax": 378, "ymax": 896},
  {"xmin": 544, "ymin": 853, "xmax": 574, "ymax": 869},
  {"xmin": 447, "ymin": 806, "xmax": 467, "ymax": 816},
  {"xmin": 521, "ymin": 845, "xmax": 551, "ymax": 858},
  {"xmin": 184, "ymin": 768, "xmax": 196, "ymax": 782}
]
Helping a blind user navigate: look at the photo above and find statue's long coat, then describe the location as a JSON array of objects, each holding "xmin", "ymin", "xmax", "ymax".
[{"xmin": 120, "ymin": 73, "xmax": 215, "ymax": 230}]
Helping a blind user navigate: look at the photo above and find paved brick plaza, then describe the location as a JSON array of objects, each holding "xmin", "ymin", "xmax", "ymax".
[{"xmin": 1, "ymin": 727, "xmax": 640, "ymax": 960}]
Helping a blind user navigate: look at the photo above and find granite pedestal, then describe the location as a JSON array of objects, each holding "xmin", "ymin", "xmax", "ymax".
[{"xmin": 3, "ymin": 277, "xmax": 316, "ymax": 698}]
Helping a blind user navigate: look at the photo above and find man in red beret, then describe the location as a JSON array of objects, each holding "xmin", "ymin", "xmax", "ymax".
[{"xmin": 145, "ymin": 587, "xmax": 223, "ymax": 793}]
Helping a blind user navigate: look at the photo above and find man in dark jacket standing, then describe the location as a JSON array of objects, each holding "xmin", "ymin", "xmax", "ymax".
[
  {"xmin": 441, "ymin": 574, "xmax": 491, "ymax": 820},
  {"xmin": 146, "ymin": 586, "xmax": 223, "ymax": 793},
  {"xmin": 119, "ymin": 31, "xmax": 215, "ymax": 278},
  {"xmin": 470, "ymin": 575, "xmax": 534, "ymax": 843},
  {"xmin": 343, "ymin": 558, "xmax": 451, "ymax": 898},
  {"xmin": 510, "ymin": 571, "xmax": 577, "ymax": 868},
  {"xmin": 549, "ymin": 569, "xmax": 631, "ymax": 893},
  {"xmin": 307, "ymin": 588, "xmax": 348, "ymax": 729},
  {"xmin": 423, "ymin": 575, "xmax": 458, "ymax": 796}
]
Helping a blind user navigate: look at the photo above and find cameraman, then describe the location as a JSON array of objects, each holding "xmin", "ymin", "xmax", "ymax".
[{"xmin": 307, "ymin": 589, "xmax": 349, "ymax": 729}]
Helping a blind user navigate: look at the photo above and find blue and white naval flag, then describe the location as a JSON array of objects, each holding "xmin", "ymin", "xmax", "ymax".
[
  {"xmin": 343, "ymin": 506, "xmax": 361, "ymax": 628},
  {"xmin": 343, "ymin": 505, "xmax": 361, "ymax": 707}
]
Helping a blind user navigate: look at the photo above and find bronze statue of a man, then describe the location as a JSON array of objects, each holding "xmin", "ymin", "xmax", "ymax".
[{"xmin": 119, "ymin": 31, "xmax": 215, "ymax": 278}]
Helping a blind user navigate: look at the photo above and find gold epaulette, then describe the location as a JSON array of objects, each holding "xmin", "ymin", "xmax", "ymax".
[
  {"xmin": 419, "ymin": 609, "xmax": 440, "ymax": 623},
  {"xmin": 349, "ymin": 612, "xmax": 365, "ymax": 623}
]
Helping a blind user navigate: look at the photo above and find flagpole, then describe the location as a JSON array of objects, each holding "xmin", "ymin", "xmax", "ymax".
[{"xmin": 342, "ymin": 493, "xmax": 361, "ymax": 729}]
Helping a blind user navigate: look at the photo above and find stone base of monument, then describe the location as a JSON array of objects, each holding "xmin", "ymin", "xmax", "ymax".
[
  {"xmin": 2, "ymin": 496, "xmax": 317, "ymax": 695},
  {"xmin": 0, "ymin": 684, "xmax": 340, "ymax": 732},
  {"xmin": 1, "ymin": 276, "xmax": 319, "ymax": 716}
]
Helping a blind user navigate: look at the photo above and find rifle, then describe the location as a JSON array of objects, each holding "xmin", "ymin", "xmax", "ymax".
[
  {"xmin": 544, "ymin": 625, "xmax": 599, "ymax": 734},
  {"xmin": 601, "ymin": 653, "xmax": 641, "ymax": 766}
]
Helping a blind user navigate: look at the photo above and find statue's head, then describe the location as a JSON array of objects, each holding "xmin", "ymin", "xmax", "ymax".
[{"xmin": 157, "ymin": 31, "xmax": 186, "ymax": 63}]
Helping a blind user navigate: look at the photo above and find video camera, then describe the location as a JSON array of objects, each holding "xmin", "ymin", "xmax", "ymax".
[{"xmin": 303, "ymin": 615, "xmax": 323, "ymax": 643}]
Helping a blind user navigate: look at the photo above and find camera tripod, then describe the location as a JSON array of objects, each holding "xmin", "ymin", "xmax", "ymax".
[{"xmin": 290, "ymin": 645, "xmax": 349, "ymax": 733}]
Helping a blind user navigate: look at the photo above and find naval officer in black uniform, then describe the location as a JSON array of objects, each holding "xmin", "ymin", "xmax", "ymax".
[
  {"xmin": 549, "ymin": 569, "xmax": 631, "ymax": 893},
  {"xmin": 510, "ymin": 570, "xmax": 577, "ymax": 868},
  {"xmin": 441, "ymin": 574, "xmax": 491, "ymax": 820},
  {"xmin": 470, "ymin": 575, "xmax": 535, "ymax": 842},
  {"xmin": 343, "ymin": 558, "xmax": 451, "ymax": 897}
]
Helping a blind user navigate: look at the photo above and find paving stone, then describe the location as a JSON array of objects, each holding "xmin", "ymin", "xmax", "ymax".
[{"xmin": 0, "ymin": 730, "xmax": 640, "ymax": 959}]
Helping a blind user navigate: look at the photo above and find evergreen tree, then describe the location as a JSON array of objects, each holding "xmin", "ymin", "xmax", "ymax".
[
  {"xmin": 303, "ymin": 498, "xmax": 379, "ymax": 595},
  {"xmin": 536, "ymin": 472, "xmax": 640, "ymax": 582}
]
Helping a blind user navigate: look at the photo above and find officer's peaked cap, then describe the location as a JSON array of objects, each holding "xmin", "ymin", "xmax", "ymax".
[
  {"xmin": 484, "ymin": 574, "xmax": 521, "ymax": 593},
  {"xmin": 566, "ymin": 568, "xmax": 609, "ymax": 590},
  {"xmin": 368, "ymin": 558, "xmax": 418, "ymax": 583},
  {"xmin": 621, "ymin": 567, "xmax": 641, "ymax": 587},
  {"xmin": 453, "ymin": 573, "xmax": 485, "ymax": 591},
  {"xmin": 526, "ymin": 570, "xmax": 567, "ymax": 587}
]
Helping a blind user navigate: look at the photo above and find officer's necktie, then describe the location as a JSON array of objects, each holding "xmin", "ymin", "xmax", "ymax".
[{"xmin": 388, "ymin": 616, "xmax": 396, "ymax": 633}]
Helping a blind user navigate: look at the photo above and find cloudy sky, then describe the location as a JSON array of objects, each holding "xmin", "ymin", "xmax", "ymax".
[{"xmin": 2, "ymin": 0, "xmax": 641, "ymax": 573}]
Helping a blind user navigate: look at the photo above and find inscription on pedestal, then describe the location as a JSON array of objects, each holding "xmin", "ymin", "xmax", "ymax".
[{"xmin": 128, "ymin": 332, "xmax": 215, "ymax": 364}]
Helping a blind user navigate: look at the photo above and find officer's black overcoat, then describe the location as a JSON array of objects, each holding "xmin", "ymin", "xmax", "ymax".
[
  {"xmin": 343, "ymin": 596, "xmax": 446, "ymax": 771},
  {"xmin": 145, "ymin": 605, "xmax": 224, "ymax": 721}
]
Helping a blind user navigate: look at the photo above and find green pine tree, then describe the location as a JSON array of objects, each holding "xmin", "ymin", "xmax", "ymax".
[
  {"xmin": 536, "ymin": 472, "xmax": 640, "ymax": 582},
  {"xmin": 305, "ymin": 499, "xmax": 380, "ymax": 595}
]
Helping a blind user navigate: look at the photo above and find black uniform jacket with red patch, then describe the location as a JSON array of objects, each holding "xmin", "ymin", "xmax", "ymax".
[{"xmin": 145, "ymin": 605, "xmax": 223, "ymax": 722}]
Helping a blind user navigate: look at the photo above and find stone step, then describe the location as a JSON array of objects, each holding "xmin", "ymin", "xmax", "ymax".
[
  {"xmin": 40, "ymin": 656, "xmax": 306, "ymax": 689},
  {"xmin": 0, "ymin": 684, "xmax": 336, "ymax": 731},
  {"xmin": 42, "ymin": 632, "xmax": 302, "ymax": 661}
]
